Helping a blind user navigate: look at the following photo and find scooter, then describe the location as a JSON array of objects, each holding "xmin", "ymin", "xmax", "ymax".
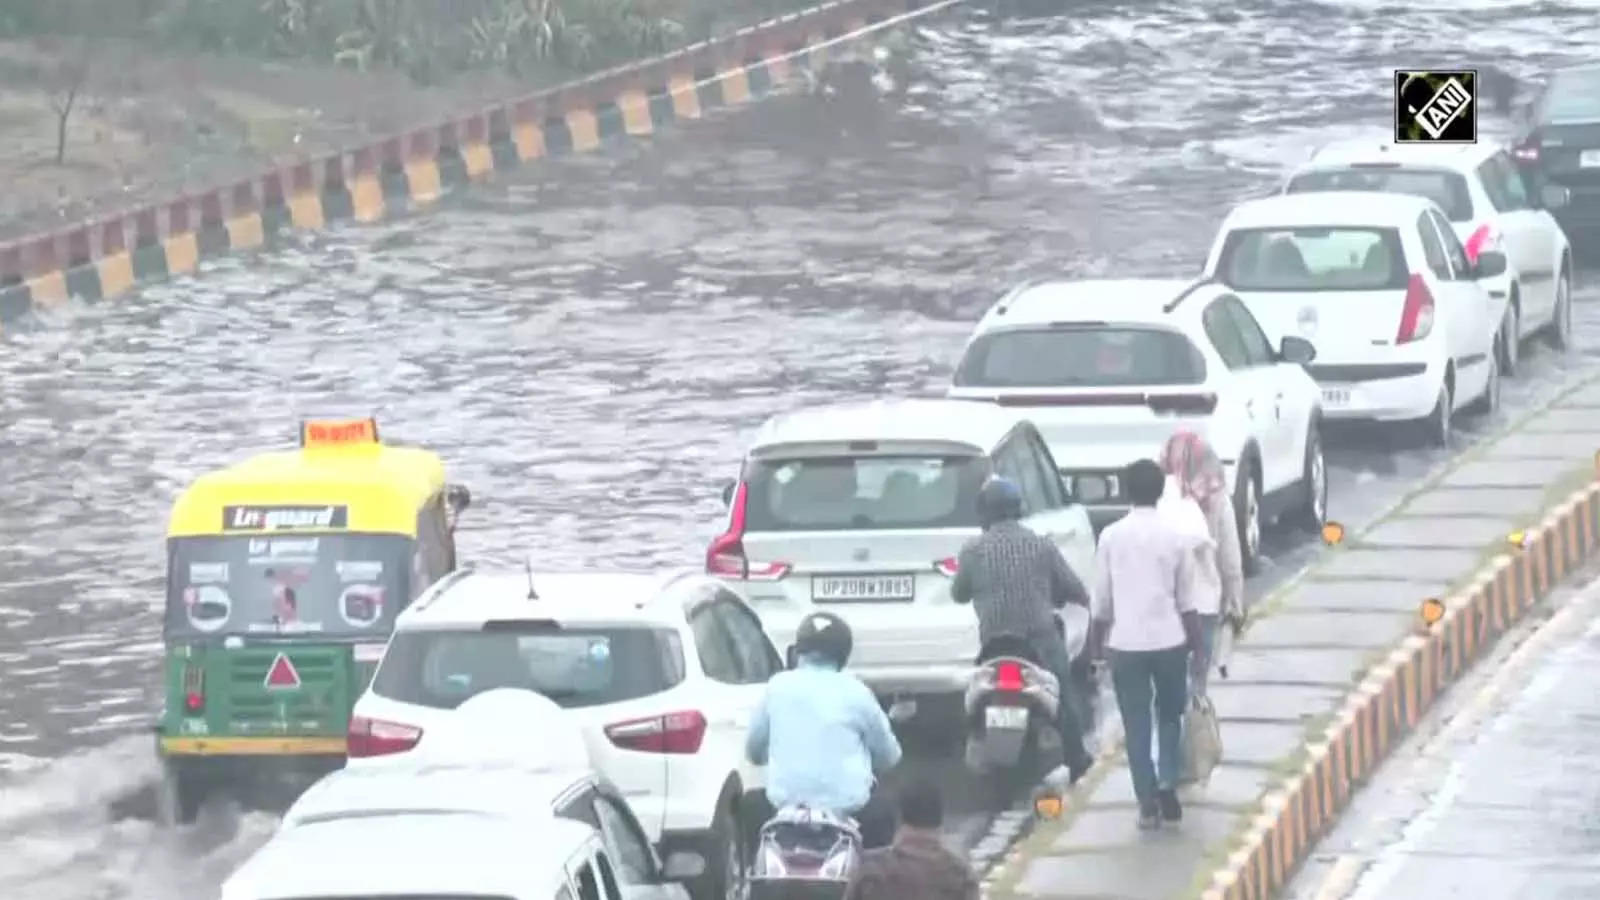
[{"xmin": 749, "ymin": 805, "xmax": 862, "ymax": 900}]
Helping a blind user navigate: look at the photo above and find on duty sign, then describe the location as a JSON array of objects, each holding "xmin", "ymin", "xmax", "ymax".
[{"xmin": 222, "ymin": 505, "xmax": 349, "ymax": 532}]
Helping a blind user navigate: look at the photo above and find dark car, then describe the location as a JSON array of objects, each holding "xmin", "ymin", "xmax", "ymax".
[{"xmin": 1510, "ymin": 63, "xmax": 1600, "ymax": 256}]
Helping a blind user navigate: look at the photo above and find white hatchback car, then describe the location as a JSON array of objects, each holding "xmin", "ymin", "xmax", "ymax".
[
  {"xmin": 224, "ymin": 692, "xmax": 698, "ymax": 900},
  {"xmin": 1204, "ymin": 191, "xmax": 1509, "ymax": 447},
  {"xmin": 945, "ymin": 278, "xmax": 1326, "ymax": 574},
  {"xmin": 347, "ymin": 569, "xmax": 781, "ymax": 900},
  {"xmin": 1283, "ymin": 139, "xmax": 1576, "ymax": 371},
  {"xmin": 705, "ymin": 398, "xmax": 1096, "ymax": 718}
]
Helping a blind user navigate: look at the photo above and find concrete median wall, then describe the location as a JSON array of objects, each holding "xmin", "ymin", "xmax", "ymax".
[{"xmin": 0, "ymin": 0, "xmax": 961, "ymax": 332}]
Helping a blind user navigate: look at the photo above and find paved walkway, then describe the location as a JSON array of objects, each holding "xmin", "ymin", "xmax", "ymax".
[{"xmin": 990, "ymin": 378, "xmax": 1600, "ymax": 899}]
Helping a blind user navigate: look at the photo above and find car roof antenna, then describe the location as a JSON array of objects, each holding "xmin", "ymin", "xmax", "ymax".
[{"xmin": 524, "ymin": 556, "xmax": 539, "ymax": 600}]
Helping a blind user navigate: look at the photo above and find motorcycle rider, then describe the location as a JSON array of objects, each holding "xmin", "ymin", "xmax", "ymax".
[
  {"xmin": 746, "ymin": 611, "xmax": 903, "ymax": 848},
  {"xmin": 951, "ymin": 476, "xmax": 1095, "ymax": 783}
]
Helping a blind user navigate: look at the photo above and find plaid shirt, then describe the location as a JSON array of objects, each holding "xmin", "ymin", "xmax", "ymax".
[
  {"xmin": 844, "ymin": 829, "xmax": 980, "ymax": 900},
  {"xmin": 950, "ymin": 520, "xmax": 1089, "ymax": 647}
]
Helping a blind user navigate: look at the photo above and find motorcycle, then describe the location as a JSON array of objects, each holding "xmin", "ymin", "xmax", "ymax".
[
  {"xmin": 749, "ymin": 805, "xmax": 862, "ymax": 900},
  {"xmin": 962, "ymin": 609, "xmax": 1094, "ymax": 807}
]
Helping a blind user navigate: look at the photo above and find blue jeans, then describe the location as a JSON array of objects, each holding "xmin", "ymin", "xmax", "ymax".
[{"xmin": 1110, "ymin": 645, "xmax": 1189, "ymax": 810}]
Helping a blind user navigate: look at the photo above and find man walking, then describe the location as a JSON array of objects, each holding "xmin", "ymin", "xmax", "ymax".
[
  {"xmin": 1091, "ymin": 459, "xmax": 1206, "ymax": 829},
  {"xmin": 845, "ymin": 779, "xmax": 980, "ymax": 900}
]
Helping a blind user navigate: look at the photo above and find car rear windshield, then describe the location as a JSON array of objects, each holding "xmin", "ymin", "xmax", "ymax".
[
  {"xmin": 1541, "ymin": 70, "xmax": 1600, "ymax": 122},
  {"xmin": 371, "ymin": 624, "xmax": 683, "ymax": 710},
  {"xmin": 743, "ymin": 454, "xmax": 989, "ymax": 531},
  {"xmin": 953, "ymin": 327, "xmax": 1207, "ymax": 388},
  {"xmin": 1215, "ymin": 226, "xmax": 1409, "ymax": 292},
  {"xmin": 1286, "ymin": 168, "xmax": 1473, "ymax": 221}
]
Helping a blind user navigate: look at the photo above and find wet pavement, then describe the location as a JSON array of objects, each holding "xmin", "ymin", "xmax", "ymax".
[
  {"xmin": 1283, "ymin": 565, "xmax": 1600, "ymax": 900},
  {"xmin": 3, "ymin": 0, "xmax": 1600, "ymax": 897},
  {"xmin": 991, "ymin": 380, "xmax": 1600, "ymax": 899}
]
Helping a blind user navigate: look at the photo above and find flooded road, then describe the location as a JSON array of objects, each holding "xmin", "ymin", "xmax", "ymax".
[
  {"xmin": 1285, "ymin": 567, "xmax": 1600, "ymax": 900},
  {"xmin": 3, "ymin": 0, "xmax": 1600, "ymax": 896}
]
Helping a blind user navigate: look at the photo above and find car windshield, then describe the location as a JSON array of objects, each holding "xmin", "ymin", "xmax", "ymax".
[
  {"xmin": 371, "ymin": 624, "xmax": 683, "ymax": 710},
  {"xmin": 166, "ymin": 534, "xmax": 410, "ymax": 638},
  {"xmin": 954, "ymin": 327, "xmax": 1206, "ymax": 388},
  {"xmin": 743, "ymin": 454, "xmax": 988, "ymax": 531},
  {"xmin": 1215, "ymin": 226, "xmax": 1408, "ymax": 292},
  {"xmin": 1543, "ymin": 68, "xmax": 1600, "ymax": 122},
  {"xmin": 1286, "ymin": 168, "xmax": 1473, "ymax": 221}
]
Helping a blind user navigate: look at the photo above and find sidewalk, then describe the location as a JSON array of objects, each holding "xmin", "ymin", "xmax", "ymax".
[{"xmin": 986, "ymin": 376, "xmax": 1600, "ymax": 900}]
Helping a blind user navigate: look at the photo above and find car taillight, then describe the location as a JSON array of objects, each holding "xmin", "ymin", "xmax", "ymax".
[
  {"xmin": 932, "ymin": 557, "xmax": 958, "ymax": 577},
  {"xmin": 1511, "ymin": 142, "xmax": 1539, "ymax": 163},
  {"xmin": 994, "ymin": 661, "xmax": 1024, "ymax": 693},
  {"xmin": 1464, "ymin": 224, "xmax": 1500, "ymax": 262},
  {"xmin": 605, "ymin": 711, "xmax": 707, "ymax": 754},
  {"xmin": 1146, "ymin": 393, "xmax": 1218, "ymax": 416},
  {"xmin": 182, "ymin": 663, "xmax": 204, "ymax": 714},
  {"xmin": 347, "ymin": 715, "xmax": 423, "ymax": 758},
  {"xmin": 705, "ymin": 481, "xmax": 791, "ymax": 581},
  {"xmin": 1397, "ymin": 274, "xmax": 1435, "ymax": 344}
]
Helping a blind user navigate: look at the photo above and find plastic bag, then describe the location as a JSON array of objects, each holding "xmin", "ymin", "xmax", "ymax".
[{"xmin": 1179, "ymin": 694, "xmax": 1222, "ymax": 787}]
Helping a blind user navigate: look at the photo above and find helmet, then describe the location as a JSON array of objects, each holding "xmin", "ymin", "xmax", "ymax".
[
  {"xmin": 977, "ymin": 476, "xmax": 1024, "ymax": 528},
  {"xmin": 793, "ymin": 612, "xmax": 853, "ymax": 670}
]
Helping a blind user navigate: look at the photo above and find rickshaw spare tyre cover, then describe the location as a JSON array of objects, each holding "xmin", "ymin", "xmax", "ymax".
[{"xmin": 415, "ymin": 688, "xmax": 590, "ymax": 770}]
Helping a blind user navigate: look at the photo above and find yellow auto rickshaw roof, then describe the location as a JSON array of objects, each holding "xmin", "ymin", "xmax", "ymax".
[{"xmin": 167, "ymin": 434, "xmax": 447, "ymax": 539}]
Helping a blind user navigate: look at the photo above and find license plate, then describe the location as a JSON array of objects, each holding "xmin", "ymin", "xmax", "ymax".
[
  {"xmin": 985, "ymin": 705, "xmax": 1029, "ymax": 730},
  {"xmin": 1580, "ymin": 149, "xmax": 1600, "ymax": 169},
  {"xmin": 811, "ymin": 574, "xmax": 915, "ymax": 602},
  {"xmin": 1321, "ymin": 387, "xmax": 1350, "ymax": 406}
]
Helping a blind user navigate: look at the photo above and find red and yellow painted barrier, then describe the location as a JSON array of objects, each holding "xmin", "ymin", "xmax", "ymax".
[
  {"xmin": 1200, "ymin": 465, "xmax": 1600, "ymax": 900},
  {"xmin": 0, "ymin": 0, "xmax": 961, "ymax": 330}
]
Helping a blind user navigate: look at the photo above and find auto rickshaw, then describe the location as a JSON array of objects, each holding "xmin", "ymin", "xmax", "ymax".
[{"xmin": 154, "ymin": 417, "xmax": 470, "ymax": 822}]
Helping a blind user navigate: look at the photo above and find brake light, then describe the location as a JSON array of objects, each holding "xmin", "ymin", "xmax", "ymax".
[
  {"xmin": 994, "ymin": 661, "xmax": 1024, "ymax": 693},
  {"xmin": 1397, "ymin": 274, "xmax": 1435, "ymax": 344},
  {"xmin": 933, "ymin": 557, "xmax": 958, "ymax": 577},
  {"xmin": 1464, "ymin": 224, "xmax": 1499, "ymax": 262},
  {"xmin": 1511, "ymin": 143, "xmax": 1539, "ymax": 163},
  {"xmin": 705, "ymin": 481, "xmax": 791, "ymax": 581},
  {"xmin": 347, "ymin": 715, "xmax": 423, "ymax": 758},
  {"xmin": 605, "ymin": 711, "xmax": 707, "ymax": 754},
  {"xmin": 182, "ymin": 663, "xmax": 204, "ymax": 714},
  {"xmin": 1146, "ymin": 393, "xmax": 1218, "ymax": 415}
]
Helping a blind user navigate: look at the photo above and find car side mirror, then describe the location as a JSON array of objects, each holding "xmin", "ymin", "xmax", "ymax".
[
  {"xmin": 661, "ymin": 850, "xmax": 706, "ymax": 882},
  {"xmin": 1278, "ymin": 335, "xmax": 1317, "ymax": 365},
  {"xmin": 1473, "ymin": 249, "xmax": 1509, "ymax": 279},
  {"xmin": 1539, "ymin": 184, "xmax": 1571, "ymax": 210},
  {"xmin": 719, "ymin": 479, "xmax": 736, "ymax": 507}
]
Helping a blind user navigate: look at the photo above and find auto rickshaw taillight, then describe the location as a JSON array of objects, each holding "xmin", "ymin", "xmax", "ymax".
[{"xmin": 182, "ymin": 664, "xmax": 205, "ymax": 713}]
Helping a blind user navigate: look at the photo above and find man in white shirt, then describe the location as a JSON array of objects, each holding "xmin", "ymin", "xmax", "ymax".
[{"xmin": 1090, "ymin": 458, "xmax": 1205, "ymax": 829}]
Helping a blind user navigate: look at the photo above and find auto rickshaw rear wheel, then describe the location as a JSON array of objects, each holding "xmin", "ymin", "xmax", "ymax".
[{"xmin": 157, "ymin": 758, "xmax": 209, "ymax": 826}]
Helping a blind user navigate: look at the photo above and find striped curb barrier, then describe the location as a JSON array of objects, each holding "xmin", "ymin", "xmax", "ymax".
[
  {"xmin": 1199, "ymin": 454, "xmax": 1600, "ymax": 900},
  {"xmin": 0, "ymin": 0, "xmax": 962, "ymax": 332}
]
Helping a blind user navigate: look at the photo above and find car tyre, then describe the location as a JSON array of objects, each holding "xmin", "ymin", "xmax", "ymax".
[
  {"xmin": 1232, "ymin": 459, "xmax": 1262, "ymax": 577},
  {"xmin": 1499, "ymin": 299, "xmax": 1522, "ymax": 375},
  {"xmin": 156, "ymin": 758, "xmax": 206, "ymax": 826},
  {"xmin": 1544, "ymin": 266, "xmax": 1574, "ymax": 351},
  {"xmin": 696, "ymin": 798, "xmax": 748, "ymax": 900},
  {"xmin": 1467, "ymin": 352, "xmax": 1501, "ymax": 417},
  {"xmin": 1289, "ymin": 422, "xmax": 1326, "ymax": 533},
  {"xmin": 1415, "ymin": 379, "xmax": 1452, "ymax": 448}
]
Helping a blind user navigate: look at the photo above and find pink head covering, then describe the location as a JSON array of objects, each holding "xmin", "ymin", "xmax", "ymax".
[{"xmin": 1160, "ymin": 430, "xmax": 1226, "ymax": 508}]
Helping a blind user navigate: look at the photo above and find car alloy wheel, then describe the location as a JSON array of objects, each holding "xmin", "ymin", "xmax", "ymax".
[
  {"xmin": 1306, "ymin": 427, "xmax": 1326, "ymax": 528},
  {"xmin": 1498, "ymin": 301, "xmax": 1520, "ymax": 375},
  {"xmin": 1234, "ymin": 461, "xmax": 1262, "ymax": 576},
  {"xmin": 1428, "ymin": 381, "xmax": 1452, "ymax": 448},
  {"xmin": 1547, "ymin": 269, "xmax": 1573, "ymax": 350}
]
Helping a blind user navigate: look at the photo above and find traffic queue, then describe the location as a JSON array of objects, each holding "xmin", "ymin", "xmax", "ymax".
[{"xmin": 176, "ymin": 131, "xmax": 1581, "ymax": 900}]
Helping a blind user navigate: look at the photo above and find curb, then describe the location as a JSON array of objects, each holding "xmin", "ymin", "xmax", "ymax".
[
  {"xmin": 0, "ymin": 0, "xmax": 961, "ymax": 332},
  {"xmin": 1199, "ymin": 457, "xmax": 1600, "ymax": 900}
]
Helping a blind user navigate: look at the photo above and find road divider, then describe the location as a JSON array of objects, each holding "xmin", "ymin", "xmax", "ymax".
[
  {"xmin": 983, "ymin": 373, "xmax": 1600, "ymax": 900},
  {"xmin": 0, "ymin": 0, "xmax": 962, "ymax": 333}
]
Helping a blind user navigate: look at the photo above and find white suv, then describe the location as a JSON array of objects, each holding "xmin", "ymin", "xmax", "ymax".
[
  {"xmin": 1204, "ymin": 191, "xmax": 1508, "ymax": 448},
  {"xmin": 348, "ymin": 568, "xmax": 781, "ymax": 900},
  {"xmin": 705, "ymin": 398, "xmax": 1096, "ymax": 720},
  {"xmin": 1283, "ymin": 139, "xmax": 1576, "ymax": 371},
  {"xmin": 945, "ymin": 278, "xmax": 1326, "ymax": 574}
]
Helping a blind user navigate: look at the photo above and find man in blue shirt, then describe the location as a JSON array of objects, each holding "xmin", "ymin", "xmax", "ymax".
[{"xmin": 746, "ymin": 611, "xmax": 903, "ymax": 847}]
